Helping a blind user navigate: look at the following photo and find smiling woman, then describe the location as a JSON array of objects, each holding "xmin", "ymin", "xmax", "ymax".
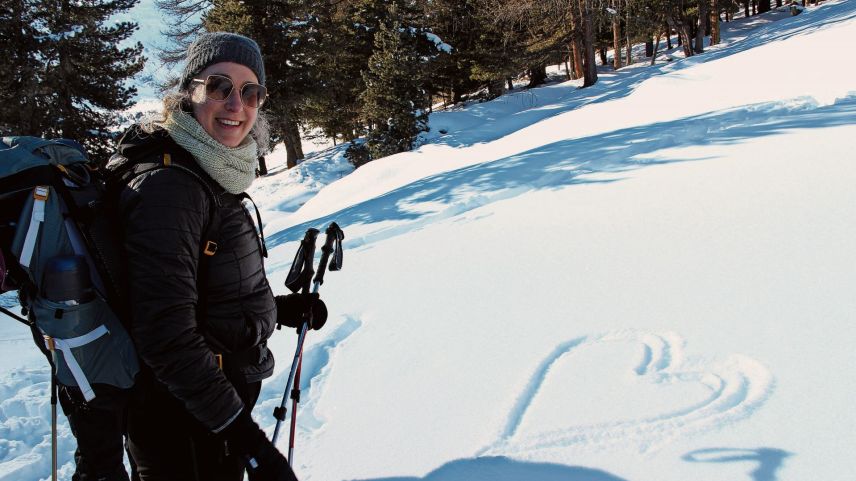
[
  {"xmin": 106, "ymin": 32, "xmax": 314, "ymax": 481},
  {"xmin": 189, "ymin": 64, "xmax": 265, "ymax": 148}
]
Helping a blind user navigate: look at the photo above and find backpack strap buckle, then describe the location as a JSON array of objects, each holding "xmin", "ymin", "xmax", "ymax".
[
  {"xmin": 33, "ymin": 186, "xmax": 49, "ymax": 201},
  {"xmin": 203, "ymin": 241, "xmax": 218, "ymax": 256}
]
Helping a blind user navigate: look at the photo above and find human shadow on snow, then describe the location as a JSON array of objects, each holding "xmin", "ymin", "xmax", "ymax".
[
  {"xmin": 351, "ymin": 449, "xmax": 791, "ymax": 481},
  {"xmin": 683, "ymin": 447, "xmax": 793, "ymax": 481},
  {"xmin": 267, "ymin": 93, "xmax": 856, "ymax": 251},
  {"xmin": 352, "ymin": 456, "xmax": 629, "ymax": 481}
]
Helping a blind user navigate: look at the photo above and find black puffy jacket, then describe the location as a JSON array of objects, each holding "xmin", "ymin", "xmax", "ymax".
[{"xmin": 114, "ymin": 126, "xmax": 275, "ymax": 432}]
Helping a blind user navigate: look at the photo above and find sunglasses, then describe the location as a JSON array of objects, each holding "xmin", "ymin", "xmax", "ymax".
[{"xmin": 191, "ymin": 74, "xmax": 268, "ymax": 109}]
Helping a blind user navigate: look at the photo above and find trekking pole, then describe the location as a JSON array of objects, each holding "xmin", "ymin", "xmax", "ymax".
[
  {"xmin": 45, "ymin": 336, "xmax": 58, "ymax": 481},
  {"xmin": 287, "ymin": 351, "xmax": 303, "ymax": 463},
  {"xmin": 0, "ymin": 305, "xmax": 31, "ymax": 326},
  {"xmin": 287, "ymin": 223, "xmax": 343, "ymax": 464},
  {"xmin": 272, "ymin": 228, "xmax": 319, "ymax": 446},
  {"xmin": 271, "ymin": 223, "xmax": 344, "ymax": 463}
]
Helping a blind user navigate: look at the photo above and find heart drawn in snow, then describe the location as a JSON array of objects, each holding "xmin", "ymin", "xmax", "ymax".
[{"xmin": 481, "ymin": 330, "xmax": 774, "ymax": 456}]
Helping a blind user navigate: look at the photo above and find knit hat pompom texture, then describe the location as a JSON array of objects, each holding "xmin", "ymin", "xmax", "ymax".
[{"xmin": 179, "ymin": 32, "xmax": 266, "ymax": 91}]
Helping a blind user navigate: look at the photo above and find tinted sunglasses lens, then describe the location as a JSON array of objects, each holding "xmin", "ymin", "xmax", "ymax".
[
  {"xmin": 205, "ymin": 76, "xmax": 233, "ymax": 101},
  {"xmin": 241, "ymin": 84, "xmax": 267, "ymax": 108}
]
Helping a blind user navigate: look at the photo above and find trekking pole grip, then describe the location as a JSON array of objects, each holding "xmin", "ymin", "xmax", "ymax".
[{"xmin": 312, "ymin": 223, "xmax": 344, "ymax": 292}]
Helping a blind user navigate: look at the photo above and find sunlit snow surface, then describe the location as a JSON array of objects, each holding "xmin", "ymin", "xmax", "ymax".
[{"xmin": 3, "ymin": 2, "xmax": 856, "ymax": 480}]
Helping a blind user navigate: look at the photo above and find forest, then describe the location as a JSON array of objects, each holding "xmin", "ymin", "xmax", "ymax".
[{"xmin": 0, "ymin": 0, "xmax": 811, "ymax": 164}]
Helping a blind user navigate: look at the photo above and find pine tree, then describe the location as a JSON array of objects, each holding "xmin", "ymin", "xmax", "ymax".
[
  {"xmin": 358, "ymin": 5, "xmax": 431, "ymax": 164},
  {"xmin": 0, "ymin": 0, "xmax": 44, "ymax": 134},
  {"xmin": 425, "ymin": 0, "xmax": 490, "ymax": 105},
  {"xmin": 155, "ymin": 0, "xmax": 211, "ymax": 73},
  {"xmin": 301, "ymin": 0, "xmax": 383, "ymax": 144},
  {"xmin": 0, "ymin": 0, "xmax": 145, "ymax": 161},
  {"xmin": 479, "ymin": 0, "xmax": 597, "ymax": 89}
]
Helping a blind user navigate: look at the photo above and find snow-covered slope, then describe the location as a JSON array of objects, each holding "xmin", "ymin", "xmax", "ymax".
[{"xmin": 2, "ymin": 2, "xmax": 855, "ymax": 480}]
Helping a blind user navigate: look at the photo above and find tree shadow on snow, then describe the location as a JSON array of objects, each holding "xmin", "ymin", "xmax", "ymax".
[
  {"xmin": 267, "ymin": 93, "xmax": 856, "ymax": 251},
  {"xmin": 683, "ymin": 447, "xmax": 793, "ymax": 481},
  {"xmin": 427, "ymin": 0, "xmax": 856, "ymax": 151},
  {"xmin": 353, "ymin": 456, "xmax": 629, "ymax": 481}
]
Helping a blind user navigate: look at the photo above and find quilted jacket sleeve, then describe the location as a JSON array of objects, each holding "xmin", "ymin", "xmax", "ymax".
[{"xmin": 121, "ymin": 167, "xmax": 243, "ymax": 432}]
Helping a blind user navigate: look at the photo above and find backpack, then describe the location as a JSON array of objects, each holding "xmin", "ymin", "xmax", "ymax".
[{"xmin": 0, "ymin": 135, "xmax": 220, "ymax": 402}]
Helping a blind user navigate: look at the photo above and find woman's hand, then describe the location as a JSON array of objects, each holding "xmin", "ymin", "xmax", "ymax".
[
  {"xmin": 275, "ymin": 293, "xmax": 328, "ymax": 331},
  {"xmin": 222, "ymin": 410, "xmax": 298, "ymax": 481}
]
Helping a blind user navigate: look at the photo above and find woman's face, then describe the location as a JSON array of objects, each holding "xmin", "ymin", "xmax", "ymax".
[{"xmin": 189, "ymin": 62, "xmax": 259, "ymax": 148}]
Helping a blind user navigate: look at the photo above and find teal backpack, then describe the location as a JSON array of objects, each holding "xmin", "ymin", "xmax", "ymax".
[{"xmin": 0, "ymin": 136, "xmax": 139, "ymax": 399}]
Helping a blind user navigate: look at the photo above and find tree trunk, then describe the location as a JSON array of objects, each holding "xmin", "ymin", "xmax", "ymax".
[
  {"xmin": 704, "ymin": 8, "xmax": 711, "ymax": 35},
  {"xmin": 281, "ymin": 115, "xmax": 303, "ymax": 169},
  {"xmin": 645, "ymin": 38, "xmax": 654, "ymax": 57},
  {"xmin": 527, "ymin": 65, "xmax": 547, "ymax": 87},
  {"xmin": 650, "ymin": 32, "xmax": 662, "ymax": 65},
  {"xmin": 758, "ymin": 0, "xmax": 771, "ymax": 13},
  {"xmin": 565, "ymin": 49, "xmax": 573, "ymax": 80},
  {"xmin": 710, "ymin": 0, "xmax": 721, "ymax": 45},
  {"xmin": 752, "ymin": 0, "xmax": 757, "ymax": 15},
  {"xmin": 666, "ymin": 24, "xmax": 673, "ymax": 49},
  {"xmin": 256, "ymin": 156, "xmax": 268, "ymax": 176},
  {"xmin": 571, "ymin": 39, "xmax": 584, "ymax": 79},
  {"xmin": 507, "ymin": 77, "xmax": 514, "ymax": 90},
  {"xmin": 776, "ymin": 0, "xmax": 782, "ymax": 7},
  {"xmin": 695, "ymin": 0, "xmax": 707, "ymax": 53},
  {"xmin": 743, "ymin": 0, "xmax": 750, "ymax": 16},
  {"xmin": 626, "ymin": 34, "xmax": 632, "ymax": 65},
  {"xmin": 671, "ymin": 18, "xmax": 694, "ymax": 57},
  {"xmin": 579, "ymin": 0, "xmax": 598, "ymax": 87},
  {"xmin": 612, "ymin": 9, "xmax": 622, "ymax": 69},
  {"xmin": 487, "ymin": 79, "xmax": 505, "ymax": 99},
  {"xmin": 625, "ymin": 7, "xmax": 632, "ymax": 65}
]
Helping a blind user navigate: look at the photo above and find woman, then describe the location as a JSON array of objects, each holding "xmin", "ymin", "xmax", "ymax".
[{"xmin": 114, "ymin": 32, "xmax": 324, "ymax": 481}]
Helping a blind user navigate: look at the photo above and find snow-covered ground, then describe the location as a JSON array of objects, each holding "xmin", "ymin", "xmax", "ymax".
[{"xmin": 3, "ymin": 1, "xmax": 856, "ymax": 480}]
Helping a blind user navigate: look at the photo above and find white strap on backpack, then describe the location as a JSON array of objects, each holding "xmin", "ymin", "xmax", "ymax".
[
  {"xmin": 19, "ymin": 186, "xmax": 50, "ymax": 269},
  {"xmin": 45, "ymin": 325, "xmax": 110, "ymax": 401}
]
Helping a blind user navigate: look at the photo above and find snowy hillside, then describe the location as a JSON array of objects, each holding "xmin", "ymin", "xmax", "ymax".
[{"xmin": 2, "ymin": 2, "xmax": 856, "ymax": 480}]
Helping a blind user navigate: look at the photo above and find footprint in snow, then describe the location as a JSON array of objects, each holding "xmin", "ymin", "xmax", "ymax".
[
  {"xmin": 0, "ymin": 367, "xmax": 77, "ymax": 481},
  {"xmin": 255, "ymin": 316, "xmax": 362, "ymax": 437}
]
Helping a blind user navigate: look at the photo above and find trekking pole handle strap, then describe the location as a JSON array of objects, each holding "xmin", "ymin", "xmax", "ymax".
[{"xmin": 284, "ymin": 228, "xmax": 319, "ymax": 294}]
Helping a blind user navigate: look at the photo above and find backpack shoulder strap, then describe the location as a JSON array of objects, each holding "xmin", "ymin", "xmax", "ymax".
[
  {"xmin": 237, "ymin": 192, "xmax": 267, "ymax": 258},
  {"xmin": 113, "ymin": 149, "xmax": 223, "ymax": 324},
  {"xmin": 117, "ymin": 150, "xmax": 223, "ymax": 258}
]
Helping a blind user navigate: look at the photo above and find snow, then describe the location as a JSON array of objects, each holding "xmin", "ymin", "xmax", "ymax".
[
  {"xmin": 3, "ymin": 1, "xmax": 856, "ymax": 480},
  {"xmin": 425, "ymin": 32, "xmax": 453, "ymax": 53}
]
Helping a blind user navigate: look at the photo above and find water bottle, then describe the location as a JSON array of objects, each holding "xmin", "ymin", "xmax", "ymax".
[{"xmin": 42, "ymin": 255, "xmax": 95, "ymax": 305}]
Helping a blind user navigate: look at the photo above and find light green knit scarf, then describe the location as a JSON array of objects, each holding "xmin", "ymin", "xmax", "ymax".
[{"xmin": 161, "ymin": 110, "xmax": 258, "ymax": 194}]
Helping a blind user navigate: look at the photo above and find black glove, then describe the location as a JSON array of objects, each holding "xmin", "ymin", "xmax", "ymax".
[
  {"xmin": 222, "ymin": 410, "xmax": 298, "ymax": 481},
  {"xmin": 275, "ymin": 293, "xmax": 328, "ymax": 331}
]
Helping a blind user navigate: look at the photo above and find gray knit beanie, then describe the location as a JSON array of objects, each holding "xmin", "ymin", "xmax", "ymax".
[{"xmin": 179, "ymin": 32, "xmax": 266, "ymax": 91}]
